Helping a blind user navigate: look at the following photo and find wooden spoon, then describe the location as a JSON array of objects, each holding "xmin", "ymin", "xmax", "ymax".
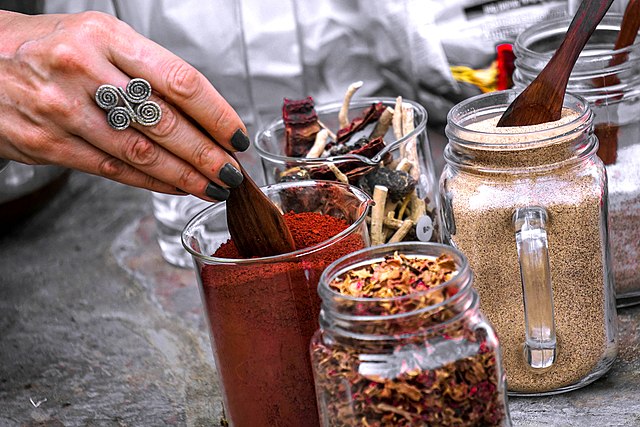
[
  {"xmin": 226, "ymin": 155, "xmax": 296, "ymax": 258},
  {"xmin": 497, "ymin": 0, "xmax": 615, "ymax": 127},
  {"xmin": 592, "ymin": 0, "xmax": 640, "ymax": 164},
  {"xmin": 598, "ymin": 0, "xmax": 640, "ymax": 87}
]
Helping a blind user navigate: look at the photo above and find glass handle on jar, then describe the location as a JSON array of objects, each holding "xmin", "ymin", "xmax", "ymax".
[{"xmin": 513, "ymin": 206, "xmax": 557, "ymax": 370}]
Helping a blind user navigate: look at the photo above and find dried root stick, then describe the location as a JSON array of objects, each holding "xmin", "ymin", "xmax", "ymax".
[
  {"xmin": 410, "ymin": 194, "xmax": 426, "ymax": 222},
  {"xmin": 365, "ymin": 216, "xmax": 414, "ymax": 231},
  {"xmin": 392, "ymin": 96, "xmax": 404, "ymax": 140},
  {"xmin": 385, "ymin": 200, "xmax": 398, "ymax": 218},
  {"xmin": 395, "ymin": 158, "xmax": 413, "ymax": 173},
  {"xmin": 397, "ymin": 193, "xmax": 412, "ymax": 220},
  {"xmin": 401, "ymin": 102, "xmax": 427, "ymax": 223},
  {"xmin": 371, "ymin": 185, "xmax": 388, "ymax": 245},
  {"xmin": 307, "ymin": 129, "xmax": 329, "ymax": 158},
  {"xmin": 327, "ymin": 163, "xmax": 349, "ymax": 184},
  {"xmin": 370, "ymin": 106, "xmax": 394, "ymax": 139},
  {"xmin": 388, "ymin": 219, "xmax": 414, "ymax": 243},
  {"xmin": 317, "ymin": 120, "xmax": 337, "ymax": 141},
  {"xmin": 338, "ymin": 81, "xmax": 364, "ymax": 129},
  {"xmin": 401, "ymin": 103, "xmax": 419, "ymax": 175}
]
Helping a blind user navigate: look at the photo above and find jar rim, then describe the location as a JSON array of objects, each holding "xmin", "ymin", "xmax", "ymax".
[
  {"xmin": 181, "ymin": 180, "xmax": 372, "ymax": 264},
  {"xmin": 322, "ymin": 290, "xmax": 480, "ymax": 343},
  {"xmin": 444, "ymin": 89, "xmax": 592, "ymax": 147},
  {"xmin": 515, "ymin": 14, "xmax": 638, "ymax": 63},
  {"xmin": 254, "ymin": 97, "xmax": 428, "ymax": 167},
  {"xmin": 317, "ymin": 242, "xmax": 472, "ymax": 313}
]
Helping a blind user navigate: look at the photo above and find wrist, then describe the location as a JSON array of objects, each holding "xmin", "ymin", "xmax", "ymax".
[{"xmin": 0, "ymin": 11, "xmax": 56, "ymax": 56}]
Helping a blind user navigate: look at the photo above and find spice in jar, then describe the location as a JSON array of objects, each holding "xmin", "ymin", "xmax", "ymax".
[
  {"xmin": 442, "ymin": 91, "xmax": 618, "ymax": 394},
  {"xmin": 273, "ymin": 82, "xmax": 439, "ymax": 245},
  {"xmin": 201, "ymin": 211, "xmax": 366, "ymax": 427},
  {"xmin": 511, "ymin": 15, "xmax": 640, "ymax": 304},
  {"xmin": 311, "ymin": 248, "xmax": 510, "ymax": 427}
]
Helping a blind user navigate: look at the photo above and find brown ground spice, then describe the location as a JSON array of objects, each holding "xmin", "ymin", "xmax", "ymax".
[{"xmin": 446, "ymin": 114, "xmax": 615, "ymax": 393}]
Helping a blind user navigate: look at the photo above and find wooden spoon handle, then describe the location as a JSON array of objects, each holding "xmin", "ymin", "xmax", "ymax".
[
  {"xmin": 612, "ymin": 0, "xmax": 640, "ymax": 64},
  {"xmin": 594, "ymin": 0, "xmax": 640, "ymax": 87},
  {"xmin": 534, "ymin": 0, "xmax": 615, "ymax": 100},
  {"xmin": 615, "ymin": 0, "xmax": 640, "ymax": 49},
  {"xmin": 226, "ymin": 153, "xmax": 296, "ymax": 258}
]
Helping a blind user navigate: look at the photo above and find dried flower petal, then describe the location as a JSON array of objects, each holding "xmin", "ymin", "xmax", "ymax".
[{"xmin": 283, "ymin": 97, "xmax": 322, "ymax": 157}]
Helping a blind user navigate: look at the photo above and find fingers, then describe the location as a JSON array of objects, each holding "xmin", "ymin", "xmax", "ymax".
[
  {"xmin": 74, "ymin": 101, "xmax": 233, "ymax": 201},
  {"xmin": 104, "ymin": 25, "xmax": 251, "ymax": 153},
  {"xmin": 2, "ymin": 11, "xmax": 249, "ymax": 199},
  {"xmin": 129, "ymin": 95, "xmax": 245, "ymax": 189},
  {"xmin": 19, "ymin": 131, "xmax": 182, "ymax": 195},
  {"xmin": 76, "ymin": 59, "xmax": 243, "ymax": 200}
]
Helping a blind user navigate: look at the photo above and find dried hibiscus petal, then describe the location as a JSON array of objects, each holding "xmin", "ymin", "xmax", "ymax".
[
  {"xmin": 283, "ymin": 97, "xmax": 322, "ymax": 157},
  {"xmin": 335, "ymin": 102, "xmax": 386, "ymax": 145}
]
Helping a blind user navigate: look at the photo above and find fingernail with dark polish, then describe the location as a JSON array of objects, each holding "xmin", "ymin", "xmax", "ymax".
[
  {"xmin": 205, "ymin": 182, "xmax": 230, "ymax": 201},
  {"xmin": 219, "ymin": 163, "xmax": 244, "ymax": 188},
  {"xmin": 231, "ymin": 129, "xmax": 250, "ymax": 152}
]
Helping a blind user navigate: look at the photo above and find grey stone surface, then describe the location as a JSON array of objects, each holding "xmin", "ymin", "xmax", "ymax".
[{"xmin": 1, "ymin": 171, "xmax": 639, "ymax": 426}]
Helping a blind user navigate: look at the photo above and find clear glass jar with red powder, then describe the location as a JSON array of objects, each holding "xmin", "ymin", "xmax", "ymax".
[{"xmin": 181, "ymin": 180, "xmax": 372, "ymax": 427}]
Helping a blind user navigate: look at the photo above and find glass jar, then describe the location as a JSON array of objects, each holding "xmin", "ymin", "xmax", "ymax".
[
  {"xmin": 441, "ymin": 90, "xmax": 618, "ymax": 395},
  {"xmin": 311, "ymin": 242, "xmax": 511, "ymax": 427},
  {"xmin": 256, "ymin": 97, "xmax": 442, "ymax": 244},
  {"xmin": 182, "ymin": 180, "xmax": 372, "ymax": 427},
  {"xmin": 513, "ymin": 15, "xmax": 640, "ymax": 306}
]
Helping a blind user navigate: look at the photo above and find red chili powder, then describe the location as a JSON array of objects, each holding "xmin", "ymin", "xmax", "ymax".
[{"xmin": 200, "ymin": 211, "xmax": 365, "ymax": 427}]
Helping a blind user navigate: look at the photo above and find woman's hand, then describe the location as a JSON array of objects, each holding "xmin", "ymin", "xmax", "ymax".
[{"xmin": 0, "ymin": 10, "xmax": 248, "ymax": 201}]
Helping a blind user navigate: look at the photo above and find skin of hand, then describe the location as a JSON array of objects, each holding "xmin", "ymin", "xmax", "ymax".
[{"xmin": 0, "ymin": 10, "xmax": 250, "ymax": 201}]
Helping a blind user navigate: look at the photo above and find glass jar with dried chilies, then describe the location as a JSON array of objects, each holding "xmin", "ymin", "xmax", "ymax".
[
  {"xmin": 441, "ymin": 90, "xmax": 618, "ymax": 395},
  {"xmin": 255, "ymin": 85, "xmax": 441, "ymax": 245},
  {"xmin": 513, "ymin": 14, "xmax": 640, "ymax": 306},
  {"xmin": 311, "ymin": 242, "xmax": 511, "ymax": 427}
]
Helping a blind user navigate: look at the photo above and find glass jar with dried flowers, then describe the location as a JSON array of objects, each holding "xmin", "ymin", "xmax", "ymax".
[{"xmin": 310, "ymin": 242, "xmax": 511, "ymax": 427}]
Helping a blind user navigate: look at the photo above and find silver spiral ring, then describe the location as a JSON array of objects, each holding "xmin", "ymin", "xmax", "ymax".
[
  {"xmin": 136, "ymin": 101, "xmax": 162, "ymax": 126},
  {"xmin": 125, "ymin": 78, "xmax": 152, "ymax": 103},
  {"xmin": 107, "ymin": 107, "xmax": 131, "ymax": 130},
  {"xmin": 95, "ymin": 85, "xmax": 119, "ymax": 110},
  {"xmin": 95, "ymin": 78, "xmax": 162, "ymax": 131}
]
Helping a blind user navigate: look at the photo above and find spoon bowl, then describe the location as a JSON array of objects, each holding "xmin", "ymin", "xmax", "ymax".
[
  {"xmin": 497, "ymin": 0, "xmax": 615, "ymax": 127},
  {"xmin": 226, "ymin": 156, "xmax": 296, "ymax": 258}
]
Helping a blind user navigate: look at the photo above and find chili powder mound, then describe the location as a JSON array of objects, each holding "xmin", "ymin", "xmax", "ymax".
[{"xmin": 201, "ymin": 211, "xmax": 365, "ymax": 427}]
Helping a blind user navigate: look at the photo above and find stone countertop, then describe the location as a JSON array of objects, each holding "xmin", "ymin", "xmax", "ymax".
[{"xmin": 1, "ymin": 172, "xmax": 639, "ymax": 427}]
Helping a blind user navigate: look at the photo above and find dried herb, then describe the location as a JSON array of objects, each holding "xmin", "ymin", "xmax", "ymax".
[
  {"xmin": 283, "ymin": 96, "xmax": 322, "ymax": 157},
  {"xmin": 308, "ymin": 137, "xmax": 386, "ymax": 183},
  {"xmin": 335, "ymin": 102, "xmax": 386, "ymax": 145},
  {"xmin": 276, "ymin": 85, "xmax": 440, "ymax": 244},
  {"xmin": 364, "ymin": 168, "xmax": 416, "ymax": 203},
  {"xmin": 311, "ymin": 253, "xmax": 507, "ymax": 427},
  {"xmin": 328, "ymin": 253, "xmax": 455, "ymax": 299}
]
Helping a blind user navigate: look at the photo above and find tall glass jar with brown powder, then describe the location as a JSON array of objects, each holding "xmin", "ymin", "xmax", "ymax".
[
  {"xmin": 441, "ymin": 90, "xmax": 618, "ymax": 395},
  {"xmin": 513, "ymin": 14, "xmax": 640, "ymax": 306}
]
